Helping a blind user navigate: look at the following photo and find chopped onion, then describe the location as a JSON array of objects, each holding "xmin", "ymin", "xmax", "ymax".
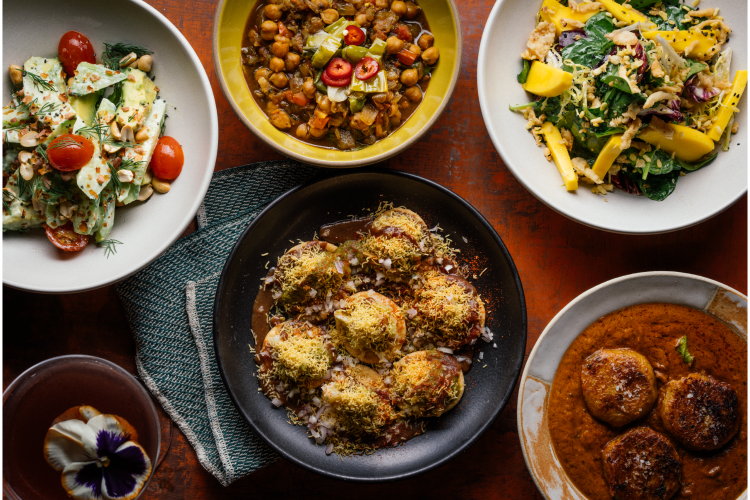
[
  {"xmin": 445, "ymin": 265, "xmax": 453, "ymax": 272},
  {"xmin": 271, "ymin": 397, "xmax": 283, "ymax": 407},
  {"xmin": 334, "ymin": 259, "xmax": 344, "ymax": 274},
  {"xmin": 309, "ymin": 288, "xmax": 318, "ymax": 298},
  {"xmin": 328, "ymin": 84, "xmax": 348, "ymax": 103},
  {"xmin": 310, "ymin": 428, "xmax": 320, "ymax": 439},
  {"xmin": 376, "ymin": 272, "xmax": 385, "ymax": 280},
  {"xmin": 312, "ymin": 396, "xmax": 321, "ymax": 406},
  {"xmin": 349, "ymin": 257, "xmax": 359, "ymax": 266},
  {"xmin": 325, "ymin": 443, "xmax": 334, "ymax": 455},
  {"xmin": 479, "ymin": 351, "xmax": 484, "ymax": 360},
  {"xmin": 309, "ymin": 416, "xmax": 318, "ymax": 424},
  {"xmin": 264, "ymin": 276, "xmax": 274, "ymax": 284},
  {"xmin": 437, "ymin": 347, "xmax": 454, "ymax": 354},
  {"xmin": 272, "ymin": 291, "xmax": 282, "ymax": 300},
  {"xmin": 462, "ymin": 236, "xmax": 468, "ymax": 243},
  {"xmin": 383, "ymin": 376, "xmax": 392, "ymax": 385},
  {"xmin": 407, "ymin": 308, "xmax": 418, "ymax": 319},
  {"xmin": 429, "ymin": 225, "xmax": 439, "ymax": 232},
  {"xmin": 382, "ymin": 258, "xmax": 392, "ymax": 270}
]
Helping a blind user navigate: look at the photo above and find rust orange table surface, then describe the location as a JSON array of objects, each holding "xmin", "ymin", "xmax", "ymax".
[{"xmin": 3, "ymin": 0, "xmax": 747, "ymax": 498}]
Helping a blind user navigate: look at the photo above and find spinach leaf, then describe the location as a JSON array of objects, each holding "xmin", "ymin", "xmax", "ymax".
[
  {"xmin": 623, "ymin": 167, "xmax": 680, "ymax": 201},
  {"xmin": 684, "ymin": 59, "xmax": 707, "ymax": 81},
  {"xmin": 561, "ymin": 13, "xmax": 615, "ymax": 68},
  {"xmin": 601, "ymin": 63, "xmax": 635, "ymax": 94},
  {"xmin": 559, "ymin": 111, "xmax": 610, "ymax": 155},
  {"xmin": 641, "ymin": 149, "xmax": 681, "ymax": 176},
  {"xmin": 649, "ymin": 4, "xmax": 692, "ymax": 30},
  {"xmin": 614, "ymin": 0, "xmax": 680, "ymax": 8},
  {"xmin": 517, "ymin": 60, "xmax": 530, "ymax": 84},
  {"xmin": 602, "ymin": 87, "xmax": 639, "ymax": 118},
  {"xmin": 679, "ymin": 151, "xmax": 718, "ymax": 171},
  {"xmin": 533, "ymin": 96, "xmax": 566, "ymax": 123}
]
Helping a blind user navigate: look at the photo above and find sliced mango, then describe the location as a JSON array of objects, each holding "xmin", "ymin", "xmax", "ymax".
[
  {"xmin": 707, "ymin": 70, "xmax": 747, "ymax": 141},
  {"xmin": 592, "ymin": 134, "xmax": 623, "ymax": 179},
  {"xmin": 541, "ymin": 122, "xmax": 579, "ymax": 191},
  {"xmin": 638, "ymin": 123, "xmax": 715, "ymax": 162},
  {"xmin": 539, "ymin": 0, "xmax": 599, "ymax": 36},
  {"xmin": 643, "ymin": 30, "xmax": 717, "ymax": 59},
  {"xmin": 523, "ymin": 61, "xmax": 573, "ymax": 97},
  {"xmin": 598, "ymin": 0, "xmax": 651, "ymax": 26}
]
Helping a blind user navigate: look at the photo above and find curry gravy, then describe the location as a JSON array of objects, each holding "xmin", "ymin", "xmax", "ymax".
[{"xmin": 548, "ymin": 303, "xmax": 747, "ymax": 500}]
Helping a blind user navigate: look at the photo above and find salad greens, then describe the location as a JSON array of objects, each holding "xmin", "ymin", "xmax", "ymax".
[{"xmin": 513, "ymin": 0, "xmax": 740, "ymax": 200}]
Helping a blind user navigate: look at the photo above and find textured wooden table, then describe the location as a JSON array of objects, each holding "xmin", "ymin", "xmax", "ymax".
[{"xmin": 3, "ymin": 0, "xmax": 747, "ymax": 498}]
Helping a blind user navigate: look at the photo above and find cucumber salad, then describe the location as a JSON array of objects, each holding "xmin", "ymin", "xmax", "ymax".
[
  {"xmin": 2, "ymin": 31, "xmax": 184, "ymax": 254},
  {"xmin": 512, "ymin": 0, "xmax": 745, "ymax": 201}
]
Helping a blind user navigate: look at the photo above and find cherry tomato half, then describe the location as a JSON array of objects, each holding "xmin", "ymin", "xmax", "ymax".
[
  {"xmin": 321, "ymin": 71, "xmax": 351, "ymax": 87},
  {"xmin": 343, "ymin": 26, "xmax": 365, "ymax": 46},
  {"xmin": 150, "ymin": 136, "xmax": 184, "ymax": 180},
  {"xmin": 354, "ymin": 57, "xmax": 380, "ymax": 80},
  {"xmin": 45, "ymin": 223, "xmax": 90, "ymax": 252},
  {"xmin": 325, "ymin": 58, "xmax": 353, "ymax": 80},
  {"xmin": 58, "ymin": 31, "xmax": 96, "ymax": 76},
  {"xmin": 48, "ymin": 134, "xmax": 95, "ymax": 172}
]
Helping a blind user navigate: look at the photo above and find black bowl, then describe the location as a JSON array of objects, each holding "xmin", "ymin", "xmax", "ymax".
[{"xmin": 213, "ymin": 168, "xmax": 527, "ymax": 482}]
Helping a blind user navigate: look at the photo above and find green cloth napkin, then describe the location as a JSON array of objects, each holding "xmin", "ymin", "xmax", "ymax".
[{"xmin": 117, "ymin": 161, "xmax": 318, "ymax": 485}]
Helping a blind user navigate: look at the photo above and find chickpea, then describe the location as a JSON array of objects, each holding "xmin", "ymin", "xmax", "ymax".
[
  {"xmin": 285, "ymin": 52, "xmax": 302, "ymax": 71},
  {"xmin": 418, "ymin": 33, "xmax": 434, "ymax": 50},
  {"xmin": 274, "ymin": 34, "xmax": 291, "ymax": 44},
  {"xmin": 269, "ymin": 56, "xmax": 286, "ymax": 72},
  {"xmin": 318, "ymin": 96, "xmax": 332, "ymax": 114},
  {"xmin": 354, "ymin": 13, "xmax": 368, "ymax": 26},
  {"xmin": 320, "ymin": 8, "xmax": 340, "ymax": 24},
  {"xmin": 422, "ymin": 47, "xmax": 440, "ymax": 65},
  {"xmin": 294, "ymin": 123, "xmax": 309, "ymax": 139},
  {"xmin": 270, "ymin": 110, "xmax": 292, "ymax": 130},
  {"xmin": 267, "ymin": 101, "xmax": 280, "ymax": 113},
  {"xmin": 391, "ymin": 0, "xmax": 407, "ymax": 15},
  {"xmin": 400, "ymin": 99, "xmax": 410, "ymax": 109},
  {"xmin": 302, "ymin": 78, "xmax": 316, "ymax": 98},
  {"xmin": 269, "ymin": 72, "xmax": 288, "ymax": 88},
  {"xmin": 255, "ymin": 67, "xmax": 272, "ymax": 81},
  {"xmin": 271, "ymin": 41, "xmax": 289, "ymax": 58},
  {"xmin": 386, "ymin": 36, "xmax": 406, "ymax": 54},
  {"xmin": 264, "ymin": 4, "xmax": 282, "ymax": 20},
  {"xmin": 309, "ymin": 125, "xmax": 328, "ymax": 138},
  {"xmin": 375, "ymin": 0, "xmax": 389, "ymax": 8},
  {"xmin": 261, "ymin": 20, "xmax": 279, "ymax": 40},
  {"xmin": 404, "ymin": 86, "xmax": 422, "ymax": 102},
  {"xmin": 400, "ymin": 68, "xmax": 418, "ymax": 86},
  {"xmin": 408, "ymin": 44, "xmax": 421, "ymax": 57},
  {"xmin": 8, "ymin": 65, "xmax": 23, "ymax": 85},
  {"xmin": 405, "ymin": 1, "xmax": 420, "ymax": 19}
]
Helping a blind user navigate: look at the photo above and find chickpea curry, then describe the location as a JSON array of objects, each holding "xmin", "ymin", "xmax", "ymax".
[{"xmin": 241, "ymin": 0, "xmax": 439, "ymax": 151}]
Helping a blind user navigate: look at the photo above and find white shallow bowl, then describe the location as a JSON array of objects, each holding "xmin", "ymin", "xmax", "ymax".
[
  {"xmin": 478, "ymin": 0, "xmax": 747, "ymax": 234},
  {"xmin": 517, "ymin": 271, "xmax": 748, "ymax": 500},
  {"xmin": 3, "ymin": 0, "xmax": 218, "ymax": 293}
]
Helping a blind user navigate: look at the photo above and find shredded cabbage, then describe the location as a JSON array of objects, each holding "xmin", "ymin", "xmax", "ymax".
[{"xmin": 712, "ymin": 47, "xmax": 732, "ymax": 82}]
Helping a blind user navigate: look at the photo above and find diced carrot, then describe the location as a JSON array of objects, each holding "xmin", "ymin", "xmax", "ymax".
[
  {"xmin": 397, "ymin": 49, "xmax": 418, "ymax": 66},
  {"xmin": 292, "ymin": 93, "xmax": 310, "ymax": 106},
  {"xmin": 312, "ymin": 112, "xmax": 329, "ymax": 129}
]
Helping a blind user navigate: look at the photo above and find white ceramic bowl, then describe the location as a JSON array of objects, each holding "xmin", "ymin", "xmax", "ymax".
[
  {"xmin": 478, "ymin": 0, "xmax": 747, "ymax": 234},
  {"xmin": 517, "ymin": 271, "xmax": 748, "ymax": 500},
  {"xmin": 3, "ymin": 0, "xmax": 218, "ymax": 293}
]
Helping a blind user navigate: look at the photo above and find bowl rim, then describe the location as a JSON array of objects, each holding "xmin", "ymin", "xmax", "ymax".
[
  {"xmin": 212, "ymin": 167, "xmax": 528, "ymax": 482},
  {"xmin": 2, "ymin": 354, "xmax": 162, "ymax": 500},
  {"xmin": 516, "ymin": 270, "xmax": 748, "ymax": 500},
  {"xmin": 476, "ymin": 0, "xmax": 748, "ymax": 235},
  {"xmin": 212, "ymin": 0, "xmax": 463, "ymax": 168},
  {"xmin": 2, "ymin": 0, "xmax": 219, "ymax": 294}
]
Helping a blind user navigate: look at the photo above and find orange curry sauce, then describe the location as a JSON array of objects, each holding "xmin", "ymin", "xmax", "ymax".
[{"xmin": 548, "ymin": 303, "xmax": 747, "ymax": 500}]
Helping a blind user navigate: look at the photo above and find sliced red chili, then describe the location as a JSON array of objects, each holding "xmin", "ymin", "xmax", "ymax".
[
  {"xmin": 344, "ymin": 25, "xmax": 366, "ymax": 46},
  {"xmin": 354, "ymin": 57, "xmax": 379, "ymax": 80},
  {"xmin": 321, "ymin": 71, "xmax": 351, "ymax": 87},
  {"xmin": 325, "ymin": 58, "xmax": 353, "ymax": 79}
]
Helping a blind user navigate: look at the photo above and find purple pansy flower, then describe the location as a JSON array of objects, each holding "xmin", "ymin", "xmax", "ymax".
[{"xmin": 43, "ymin": 406, "xmax": 152, "ymax": 500}]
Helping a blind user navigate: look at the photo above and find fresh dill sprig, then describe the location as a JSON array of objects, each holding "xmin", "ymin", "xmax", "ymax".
[
  {"xmin": 31, "ymin": 173, "xmax": 76, "ymax": 205},
  {"xmin": 10, "ymin": 81, "xmax": 23, "ymax": 100},
  {"xmin": 35, "ymin": 144, "xmax": 48, "ymax": 163},
  {"xmin": 2, "ymin": 188, "xmax": 19, "ymax": 213},
  {"xmin": 98, "ymin": 238, "xmax": 123, "ymax": 258},
  {"xmin": 23, "ymin": 71, "xmax": 56, "ymax": 92},
  {"xmin": 102, "ymin": 43, "xmax": 153, "ymax": 71},
  {"xmin": 15, "ymin": 171, "xmax": 30, "ymax": 198},
  {"xmin": 108, "ymin": 161, "xmax": 122, "ymax": 195},
  {"xmin": 15, "ymin": 98, "xmax": 37, "ymax": 114},
  {"xmin": 48, "ymin": 136, "xmax": 80, "ymax": 150},
  {"xmin": 36, "ymin": 102, "xmax": 61, "ymax": 118},
  {"xmin": 101, "ymin": 137, "xmax": 135, "ymax": 149},
  {"xmin": 77, "ymin": 123, "xmax": 109, "ymax": 144},
  {"xmin": 3, "ymin": 123, "xmax": 25, "ymax": 143},
  {"xmin": 120, "ymin": 157, "xmax": 144, "ymax": 171}
]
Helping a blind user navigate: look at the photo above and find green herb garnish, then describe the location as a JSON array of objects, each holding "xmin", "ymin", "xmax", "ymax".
[
  {"xmin": 675, "ymin": 336, "xmax": 695, "ymax": 365},
  {"xmin": 98, "ymin": 238, "xmax": 123, "ymax": 258},
  {"xmin": 23, "ymin": 71, "xmax": 56, "ymax": 92}
]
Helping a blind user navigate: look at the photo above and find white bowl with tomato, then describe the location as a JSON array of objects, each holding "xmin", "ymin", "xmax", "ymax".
[{"xmin": 3, "ymin": 0, "xmax": 218, "ymax": 293}]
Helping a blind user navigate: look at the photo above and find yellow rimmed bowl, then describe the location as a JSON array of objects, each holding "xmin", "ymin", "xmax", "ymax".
[{"xmin": 213, "ymin": 0, "xmax": 461, "ymax": 167}]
